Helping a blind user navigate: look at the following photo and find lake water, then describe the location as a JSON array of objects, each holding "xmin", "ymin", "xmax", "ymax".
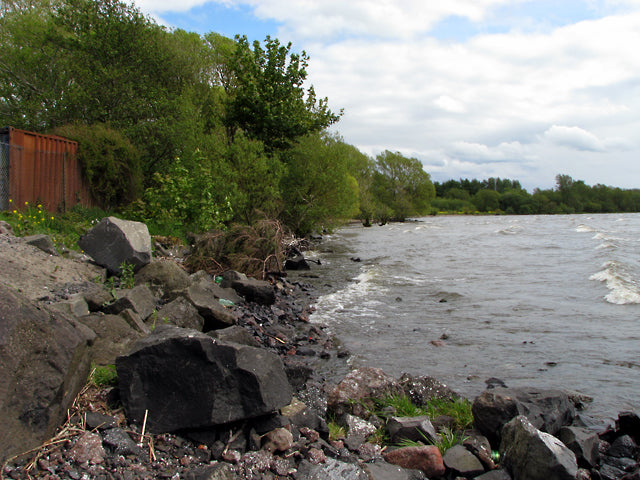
[{"xmin": 298, "ymin": 214, "xmax": 640, "ymax": 423}]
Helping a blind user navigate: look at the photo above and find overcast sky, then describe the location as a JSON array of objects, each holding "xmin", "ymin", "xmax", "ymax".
[{"xmin": 133, "ymin": 0, "xmax": 640, "ymax": 191}]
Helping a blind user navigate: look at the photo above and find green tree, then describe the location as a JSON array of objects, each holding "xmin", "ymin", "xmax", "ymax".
[
  {"xmin": 372, "ymin": 151, "xmax": 435, "ymax": 221},
  {"xmin": 472, "ymin": 189, "xmax": 501, "ymax": 212},
  {"xmin": 225, "ymin": 35, "xmax": 342, "ymax": 151}
]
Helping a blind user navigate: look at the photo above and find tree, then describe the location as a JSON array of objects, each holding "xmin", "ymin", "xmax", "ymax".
[
  {"xmin": 225, "ymin": 35, "xmax": 342, "ymax": 151},
  {"xmin": 372, "ymin": 151, "xmax": 435, "ymax": 221},
  {"xmin": 472, "ymin": 189, "xmax": 501, "ymax": 212}
]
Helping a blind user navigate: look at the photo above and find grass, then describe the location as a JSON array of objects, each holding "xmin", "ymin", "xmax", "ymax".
[
  {"xmin": 328, "ymin": 421, "xmax": 347, "ymax": 441},
  {"xmin": 424, "ymin": 397, "xmax": 474, "ymax": 430},
  {"xmin": 89, "ymin": 364, "xmax": 118, "ymax": 387}
]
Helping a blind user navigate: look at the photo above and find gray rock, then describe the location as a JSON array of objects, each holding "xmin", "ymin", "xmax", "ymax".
[
  {"xmin": 155, "ymin": 296, "xmax": 205, "ymax": 331},
  {"xmin": 294, "ymin": 458, "xmax": 369, "ymax": 480},
  {"xmin": 284, "ymin": 255, "xmax": 310, "ymax": 271},
  {"xmin": 78, "ymin": 216, "xmax": 152, "ymax": 274},
  {"xmin": 475, "ymin": 470, "xmax": 512, "ymax": 480},
  {"xmin": 102, "ymin": 427, "xmax": 143, "ymax": 456},
  {"xmin": 472, "ymin": 387, "xmax": 575, "ymax": 446},
  {"xmin": 363, "ymin": 459, "xmax": 427, "ymax": 480},
  {"xmin": 184, "ymin": 283, "xmax": 238, "ymax": 331},
  {"xmin": 387, "ymin": 416, "xmax": 439, "ymax": 445},
  {"xmin": 134, "ymin": 259, "xmax": 191, "ymax": 294},
  {"xmin": 83, "ymin": 285, "xmax": 114, "ymax": 312},
  {"xmin": 184, "ymin": 463, "xmax": 241, "ymax": 480},
  {"xmin": 500, "ymin": 415, "xmax": 578, "ymax": 480},
  {"xmin": 443, "ymin": 444, "xmax": 485, "ymax": 477},
  {"xmin": 558, "ymin": 426, "xmax": 600, "ymax": 468},
  {"xmin": 208, "ymin": 325, "xmax": 260, "ymax": 347},
  {"xmin": 103, "ymin": 285, "xmax": 156, "ymax": 320},
  {"xmin": 116, "ymin": 326, "xmax": 292, "ymax": 432},
  {"xmin": 83, "ymin": 412, "xmax": 118, "ymax": 431},
  {"xmin": 0, "ymin": 220, "xmax": 14, "ymax": 236},
  {"xmin": 221, "ymin": 271, "xmax": 275, "ymax": 305},
  {"xmin": 607, "ymin": 434, "xmax": 638, "ymax": 459},
  {"xmin": 78, "ymin": 313, "xmax": 143, "ymax": 365},
  {"xmin": 24, "ymin": 233, "xmax": 58, "ymax": 255},
  {"xmin": 617, "ymin": 411, "xmax": 640, "ymax": 444},
  {"xmin": 0, "ymin": 284, "xmax": 94, "ymax": 462},
  {"xmin": 119, "ymin": 308, "xmax": 151, "ymax": 334},
  {"xmin": 399, "ymin": 373, "xmax": 460, "ymax": 405},
  {"xmin": 328, "ymin": 367, "xmax": 403, "ymax": 418},
  {"xmin": 47, "ymin": 294, "xmax": 90, "ymax": 318}
]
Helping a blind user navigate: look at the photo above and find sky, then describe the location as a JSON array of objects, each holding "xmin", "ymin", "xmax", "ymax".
[{"xmin": 132, "ymin": 0, "xmax": 640, "ymax": 191}]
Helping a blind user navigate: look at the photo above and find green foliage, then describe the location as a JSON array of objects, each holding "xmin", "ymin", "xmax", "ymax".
[
  {"xmin": 374, "ymin": 394, "xmax": 427, "ymax": 418},
  {"xmin": 119, "ymin": 262, "xmax": 135, "ymax": 289},
  {"xmin": 89, "ymin": 364, "xmax": 118, "ymax": 387},
  {"xmin": 0, "ymin": 200, "xmax": 55, "ymax": 236},
  {"xmin": 424, "ymin": 398, "xmax": 474, "ymax": 430},
  {"xmin": 226, "ymin": 35, "xmax": 342, "ymax": 151},
  {"xmin": 128, "ymin": 152, "xmax": 234, "ymax": 236},
  {"xmin": 54, "ymin": 124, "xmax": 142, "ymax": 209},
  {"xmin": 432, "ymin": 427, "xmax": 467, "ymax": 455},
  {"xmin": 328, "ymin": 421, "xmax": 347, "ymax": 441},
  {"xmin": 281, "ymin": 132, "xmax": 360, "ymax": 235}
]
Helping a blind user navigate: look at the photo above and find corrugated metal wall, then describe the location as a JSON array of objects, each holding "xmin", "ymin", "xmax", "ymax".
[{"xmin": 0, "ymin": 127, "xmax": 94, "ymax": 212}]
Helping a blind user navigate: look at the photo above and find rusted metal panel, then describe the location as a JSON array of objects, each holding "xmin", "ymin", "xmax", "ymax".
[{"xmin": 1, "ymin": 127, "xmax": 94, "ymax": 212}]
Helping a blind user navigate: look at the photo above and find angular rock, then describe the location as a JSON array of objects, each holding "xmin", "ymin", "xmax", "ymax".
[
  {"xmin": 102, "ymin": 427, "xmax": 143, "ymax": 456},
  {"xmin": 184, "ymin": 283, "xmax": 238, "ymax": 331},
  {"xmin": 116, "ymin": 326, "xmax": 293, "ymax": 432},
  {"xmin": 48, "ymin": 294, "xmax": 90, "ymax": 318},
  {"xmin": 78, "ymin": 216, "xmax": 152, "ymax": 274},
  {"xmin": 387, "ymin": 416, "xmax": 439, "ymax": 445},
  {"xmin": 78, "ymin": 313, "xmax": 143, "ymax": 365},
  {"xmin": 294, "ymin": 458, "xmax": 369, "ymax": 480},
  {"xmin": 262, "ymin": 427, "xmax": 294, "ymax": 453},
  {"xmin": 363, "ymin": 459, "xmax": 428, "ymax": 480},
  {"xmin": 284, "ymin": 255, "xmax": 310, "ymax": 271},
  {"xmin": 280, "ymin": 398, "xmax": 323, "ymax": 431},
  {"xmin": 399, "ymin": 373, "xmax": 459, "ymax": 406},
  {"xmin": 184, "ymin": 463, "xmax": 240, "ymax": 480},
  {"xmin": 558, "ymin": 426, "xmax": 600, "ymax": 468},
  {"xmin": 134, "ymin": 260, "xmax": 191, "ymax": 294},
  {"xmin": 221, "ymin": 271, "xmax": 275, "ymax": 306},
  {"xmin": 500, "ymin": 415, "xmax": 578, "ymax": 480},
  {"xmin": 154, "ymin": 296, "xmax": 205, "ymax": 331},
  {"xmin": 103, "ymin": 285, "xmax": 156, "ymax": 320},
  {"xmin": 83, "ymin": 412, "xmax": 118, "ymax": 431},
  {"xmin": 383, "ymin": 445, "xmax": 446, "ymax": 477},
  {"xmin": 67, "ymin": 431, "xmax": 105, "ymax": 465},
  {"xmin": 24, "ymin": 233, "xmax": 58, "ymax": 256},
  {"xmin": 464, "ymin": 432, "xmax": 497, "ymax": 470},
  {"xmin": 475, "ymin": 470, "xmax": 513, "ymax": 480},
  {"xmin": 0, "ymin": 284, "xmax": 94, "ymax": 462},
  {"xmin": 328, "ymin": 367, "xmax": 403, "ymax": 418},
  {"xmin": 443, "ymin": 444, "xmax": 485, "ymax": 477},
  {"xmin": 0, "ymin": 220, "xmax": 14, "ymax": 236},
  {"xmin": 208, "ymin": 325, "xmax": 260, "ymax": 347},
  {"xmin": 473, "ymin": 387, "xmax": 575, "ymax": 446},
  {"xmin": 617, "ymin": 411, "xmax": 640, "ymax": 444},
  {"xmin": 83, "ymin": 285, "xmax": 115, "ymax": 312},
  {"xmin": 119, "ymin": 308, "xmax": 151, "ymax": 335},
  {"xmin": 607, "ymin": 434, "xmax": 638, "ymax": 459}
]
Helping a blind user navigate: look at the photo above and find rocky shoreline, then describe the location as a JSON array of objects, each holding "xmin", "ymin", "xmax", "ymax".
[{"xmin": 1, "ymin": 217, "xmax": 639, "ymax": 480}]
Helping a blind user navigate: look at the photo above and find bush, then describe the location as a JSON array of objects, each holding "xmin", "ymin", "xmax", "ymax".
[{"xmin": 54, "ymin": 124, "xmax": 143, "ymax": 209}]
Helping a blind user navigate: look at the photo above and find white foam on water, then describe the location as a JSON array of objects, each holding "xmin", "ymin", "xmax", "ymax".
[
  {"xmin": 310, "ymin": 265, "xmax": 387, "ymax": 322},
  {"xmin": 497, "ymin": 225, "xmax": 524, "ymax": 235},
  {"xmin": 576, "ymin": 224, "xmax": 596, "ymax": 233},
  {"xmin": 590, "ymin": 261, "xmax": 640, "ymax": 305}
]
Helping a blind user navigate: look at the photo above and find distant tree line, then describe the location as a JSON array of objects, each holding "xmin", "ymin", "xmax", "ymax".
[
  {"xmin": 0, "ymin": 0, "xmax": 435, "ymax": 235},
  {"xmin": 434, "ymin": 174, "xmax": 640, "ymax": 214}
]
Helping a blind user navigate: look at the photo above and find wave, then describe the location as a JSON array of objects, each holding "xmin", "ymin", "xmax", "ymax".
[
  {"xmin": 310, "ymin": 265, "xmax": 387, "ymax": 322},
  {"xmin": 576, "ymin": 224, "xmax": 596, "ymax": 233},
  {"xmin": 590, "ymin": 261, "xmax": 640, "ymax": 305},
  {"xmin": 497, "ymin": 225, "xmax": 524, "ymax": 235}
]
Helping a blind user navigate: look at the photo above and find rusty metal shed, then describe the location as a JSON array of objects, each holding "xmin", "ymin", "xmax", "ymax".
[{"xmin": 0, "ymin": 127, "xmax": 94, "ymax": 212}]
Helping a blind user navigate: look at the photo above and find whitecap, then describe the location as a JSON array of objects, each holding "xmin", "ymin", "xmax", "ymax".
[
  {"xmin": 590, "ymin": 261, "xmax": 640, "ymax": 305},
  {"xmin": 576, "ymin": 224, "xmax": 596, "ymax": 233},
  {"xmin": 497, "ymin": 225, "xmax": 524, "ymax": 235}
]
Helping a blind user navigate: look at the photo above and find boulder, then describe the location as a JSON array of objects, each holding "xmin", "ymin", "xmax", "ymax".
[
  {"xmin": 472, "ymin": 387, "xmax": 575, "ymax": 446},
  {"xmin": 103, "ymin": 285, "xmax": 156, "ymax": 320},
  {"xmin": 617, "ymin": 411, "xmax": 640, "ymax": 444},
  {"xmin": 328, "ymin": 367, "xmax": 404, "ymax": 418},
  {"xmin": 294, "ymin": 458, "xmax": 369, "ymax": 480},
  {"xmin": 284, "ymin": 255, "xmax": 310, "ymax": 271},
  {"xmin": 24, "ymin": 233, "xmax": 58, "ymax": 256},
  {"xmin": 443, "ymin": 444, "xmax": 485, "ymax": 477},
  {"xmin": 116, "ymin": 326, "xmax": 293, "ymax": 432},
  {"xmin": 362, "ymin": 459, "xmax": 428, "ymax": 480},
  {"xmin": 500, "ymin": 415, "xmax": 578, "ymax": 480},
  {"xmin": 0, "ymin": 284, "xmax": 94, "ymax": 462},
  {"xmin": 78, "ymin": 216, "xmax": 152, "ymax": 274},
  {"xmin": 221, "ymin": 271, "xmax": 275, "ymax": 306},
  {"xmin": 184, "ymin": 283, "xmax": 238, "ymax": 331},
  {"xmin": 387, "ymin": 416, "xmax": 439, "ymax": 445},
  {"xmin": 155, "ymin": 297, "xmax": 205, "ymax": 331},
  {"xmin": 135, "ymin": 260, "xmax": 191, "ymax": 294},
  {"xmin": 399, "ymin": 373, "xmax": 460, "ymax": 405},
  {"xmin": 558, "ymin": 426, "xmax": 600, "ymax": 468},
  {"xmin": 47, "ymin": 294, "xmax": 90, "ymax": 318},
  {"xmin": 382, "ymin": 445, "xmax": 446, "ymax": 477},
  {"xmin": 78, "ymin": 313, "xmax": 143, "ymax": 365},
  {"xmin": 208, "ymin": 325, "xmax": 260, "ymax": 347}
]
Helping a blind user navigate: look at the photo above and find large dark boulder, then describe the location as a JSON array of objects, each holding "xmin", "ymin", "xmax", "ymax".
[
  {"xmin": 221, "ymin": 271, "xmax": 275, "ymax": 306},
  {"xmin": 135, "ymin": 260, "xmax": 191, "ymax": 294},
  {"xmin": 472, "ymin": 387, "xmax": 575, "ymax": 446},
  {"xmin": 0, "ymin": 284, "xmax": 95, "ymax": 462},
  {"xmin": 500, "ymin": 415, "xmax": 578, "ymax": 480},
  {"xmin": 116, "ymin": 326, "xmax": 292, "ymax": 433},
  {"xmin": 184, "ymin": 283, "xmax": 238, "ymax": 331},
  {"xmin": 78, "ymin": 216, "xmax": 152, "ymax": 274}
]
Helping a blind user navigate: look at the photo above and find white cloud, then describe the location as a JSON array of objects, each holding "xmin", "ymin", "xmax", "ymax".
[{"xmin": 543, "ymin": 125, "xmax": 606, "ymax": 152}]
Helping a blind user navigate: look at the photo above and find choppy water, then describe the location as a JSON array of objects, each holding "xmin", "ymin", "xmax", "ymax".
[{"xmin": 297, "ymin": 214, "xmax": 640, "ymax": 423}]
